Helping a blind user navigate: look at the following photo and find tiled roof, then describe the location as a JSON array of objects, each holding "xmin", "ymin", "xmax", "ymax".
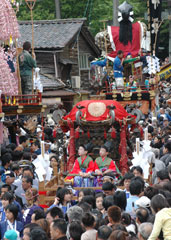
[
  {"xmin": 18, "ymin": 19, "xmax": 85, "ymax": 49},
  {"xmin": 40, "ymin": 74, "xmax": 65, "ymax": 90}
]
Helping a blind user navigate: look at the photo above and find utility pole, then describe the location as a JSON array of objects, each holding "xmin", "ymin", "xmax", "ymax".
[
  {"xmin": 169, "ymin": 2, "xmax": 171, "ymax": 62},
  {"xmin": 55, "ymin": 0, "xmax": 61, "ymax": 19},
  {"xmin": 169, "ymin": 18, "xmax": 171, "ymax": 62},
  {"xmin": 113, "ymin": 0, "xmax": 119, "ymax": 26}
]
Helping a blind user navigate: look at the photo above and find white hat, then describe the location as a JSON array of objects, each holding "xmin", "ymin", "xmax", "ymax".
[
  {"xmin": 135, "ymin": 196, "xmax": 151, "ymax": 208},
  {"xmin": 36, "ymin": 127, "xmax": 42, "ymax": 133}
]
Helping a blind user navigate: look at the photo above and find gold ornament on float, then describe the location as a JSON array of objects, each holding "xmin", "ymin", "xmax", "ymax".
[{"xmin": 88, "ymin": 102, "xmax": 106, "ymax": 117}]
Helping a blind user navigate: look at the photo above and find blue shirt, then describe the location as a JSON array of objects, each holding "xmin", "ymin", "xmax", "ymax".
[
  {"xmin": 113, "ymin": 56, "xmax": 124, "ymax": 78},
  {"xmin": 125, "ymin": 195, "xmax": 139, "ymax": 217}
]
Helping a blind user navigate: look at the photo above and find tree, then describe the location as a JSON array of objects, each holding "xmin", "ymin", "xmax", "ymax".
[{"xmin": 16, "ymin": 0, "xmax": 169, "ymax": 58}]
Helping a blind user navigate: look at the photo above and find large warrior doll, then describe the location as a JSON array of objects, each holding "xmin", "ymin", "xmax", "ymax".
[
  {"xmin": 66, "ymin": 144, "xmax": 94, "ymax": 187},
  {"xmin": 94, "ymin": 145, "xmax": 120, "ymax": 186}
]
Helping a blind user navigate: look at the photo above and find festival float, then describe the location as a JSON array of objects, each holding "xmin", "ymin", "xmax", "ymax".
[
  {"xmin": 0, "ymin": 0, "xmax": 46, "ymax": 143},
  {"xmin": 91, "ymin": 1, "xmax": 163, "ymax": 115}
]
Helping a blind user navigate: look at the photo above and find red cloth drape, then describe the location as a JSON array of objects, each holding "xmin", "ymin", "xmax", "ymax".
[
  {"xmin": 67, "ymin": 120, "xmax": 76, "ymax": 172},
  {"xmin": 63, "ymin": 100, "xmax": 133, "ymax": 122},
  {"xmin": 108, "ymin": 22, "xmax": 141, "ymax": 58}
]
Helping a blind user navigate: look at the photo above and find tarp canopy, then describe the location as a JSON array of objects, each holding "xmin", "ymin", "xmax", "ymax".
[{"xmin": 63, "ymin": 100, "xmax": 133, "ymax": 122}]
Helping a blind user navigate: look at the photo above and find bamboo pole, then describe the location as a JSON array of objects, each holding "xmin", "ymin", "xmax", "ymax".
[{"xmin": 25, "ymin": 0, "xmax": 36, "ymax": 94}]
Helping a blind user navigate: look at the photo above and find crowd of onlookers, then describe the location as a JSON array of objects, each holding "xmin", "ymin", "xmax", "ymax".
[{"xmin": 0, "ymin": 75, "xmax": 171, "ymax": 240}]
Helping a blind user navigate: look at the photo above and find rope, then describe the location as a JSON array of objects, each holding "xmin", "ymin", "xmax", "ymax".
[
  {"xmin": 88, "ymin": 0, "xmax": 93, "ymax": 24},
  {"xmin": 72, "ymin": 0, "xmax": 92, "ymax": 49}
]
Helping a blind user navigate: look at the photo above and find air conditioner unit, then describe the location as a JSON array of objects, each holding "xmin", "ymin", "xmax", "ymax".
[{"xmin": 71, "ymin": 76, "xmax": 81, "ymax": 89}]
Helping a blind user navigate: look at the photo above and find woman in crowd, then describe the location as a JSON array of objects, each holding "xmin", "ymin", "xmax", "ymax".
[
  {"xmin": 148, "ymin": 194, "xmax": 171, "ymax": 240},
  {"xmin": 0, "ymin": 204, "xmax": 23, "ymax": 239},
  {"xmin": 49, "ymin": 187, "xmax": 72, "ymax": 214},
  {"xmin": 23, "ymin": 188, "xmax": 43, "ymax": 225}
]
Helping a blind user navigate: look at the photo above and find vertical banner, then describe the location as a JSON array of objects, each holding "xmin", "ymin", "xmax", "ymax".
[{"xmin": 148, "ymin": 0, "xmax": 162, "ymax": 54}]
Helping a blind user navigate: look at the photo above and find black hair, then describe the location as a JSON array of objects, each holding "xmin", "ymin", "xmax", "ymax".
[
  {"xmin": 44, "ymin": 127, "xmax": 53, "ymax": 137},
  {"xmin": 23, "ymin": 166, "xmax": 34, "ymax": 175},
  {"xmin": 144, "ymin": 186, "xmax": 159, "ymax": 200},
  {"xmin": 1, "ymin": 153, "xmax": 12, "ymax": 166},
  {"xmin": 121, "ymin": 212, "xmax": 131, "ymax": 226},
  {"xmin": 157, "ymin": 169, "xmax": 169, "ymax": 180},
  {"xmin": 120, "ymin": 172, "xmax": 134, "ymax": 185},
  {"xmin": 56, "ymin": 188, "xmax": 71, "ymax": 204},
  {"xmin": 79, "ymin": 188, "xmax": 95, "ymax": 197},
  {"xmin": 82, "ymin": 212, "xmax": 95, "ymax": 227},
  {"xmin": 129, "ymin": 180, "xmax": 143, "ymax": 196},
  {"xmin": 101, "ymin": 145, "xmax": 109, "ymax": 152},
  {"xmin": 24, "ymin": 223, "xmax": 39, "ymax": 230},
  {"xmin": 91, "ymin": 209, "xmax": 103, "ymax": 230},
  {"xmin": 23, "ymin": 41, "xmax": 31, "ymax": 51},
  {"xmin": 1, "ymin": 184, "xmax": 11, "ymax": 192},
  {"xmin": 103, "ymin": 196, "xmax": 114, "ymax": 211},
  {"xmin": 97, "ymin": 225, "xmax": 112, "ymax": 240},
  {"xmin": 151, "ymin": 194, "xmax": 169, "ymax": 213},
  {"xmin": 22, "ymin": 175, "xmax": 33, "ymax": 185},
  {"xmin": 33, "ymin": 140, "xmax": 40, "ymax": 148},
  {"xmin": 12, "ymin": 150, "xmax": 23, "ymax": 161},
  {"xmin": 50, "ymin": 155, "xmax": 58, "ymax": 162},
  {"xmin": 82, "ymin": 195, "xmax": 96, "ymax": 209},
  {"xmin": 52, "ymin": 219, "xmax": 67, "ymax": 235},
  {"xmin": 133, "ymin": 166, "xmax": 143, "ymax": 175},
  {"xmin": 117, "ymin": 50, "xmax": 123, "ymax": 55},
  {"xmin": 30, "ymin": 227, "xmax": 48, "ymax": 240},
  {"xmin": 19, "ymin": 136, "xmax": 28, "ymax": 144},
  {"xmin": 77, "ymin": 201, "xmax": 92, "ymax": 212},
  {"xmin": 95, "ymin": 193, "xmax": 105, "ymax": 200},
  {"xmin": 113, "ymin": 191, "xmax": 127, "ymax": 211},
  {"xmin": 6, "ymin": 143, "xmax": 17, "ymax": 151},
  {"xmin": 33, "ymin": 209, "xmax": 46, "ymax": 221},
  {"xmin": 69, "ymin": 221, "xmax": 84, "ymax": 240},
  {"xmin": 164, "ymin": 141, "xmax": 171, "ymax": 152},
  {"xmin": 102, "ymin": 182, "xmax": 116, "ymax": 191},
  {"xmin": 131, "ymin": 176, "xmax": 145, "ymax": 192},
  {"xmin": 5, "ymin": 204, "xmax": 18, "ymax": 220},
  {"xmin": 136, "ymin": 207, "xmax": 149, "ymax": 223},
  {"xmin": 46, "ymin": 206, "xmax": 64, "ymax": 219},
  {"xmin": 22, "ymin": 152, "xmax": 31, "ymax": 161},
  {"xmin": 148, "ymin": 125, "xmax": 154, "ymax": 133},
  {"xmin": 11, "ymin": 163, "xmax": 20, "ymax": 172},
  {"xmin": 1, "ymin": 192, "xmax": 13, "ymax": 203}
]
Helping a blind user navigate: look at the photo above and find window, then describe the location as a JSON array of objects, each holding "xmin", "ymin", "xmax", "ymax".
[{"xmin": 79, "ymin": 53, "xmax": 90, "ymax": 70}]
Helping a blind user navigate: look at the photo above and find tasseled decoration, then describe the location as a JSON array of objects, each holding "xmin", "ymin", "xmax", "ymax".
[
  {"xmin": 87, "ymin": 129, "xmax": 90, "ymax": 138},
  {"xmin": 53, "ymin": 129, "xmax": 57, "ymax": 138},
  {"xmin": 75, "ymin": 127, "xmax": 80, "ymax": 139},
  {"xmin": 111, "ymin": 126, "xmax": 116, "ymax": 138},
  {"xmin": 104, "ymin": 129, "xmax": 107, "ymax": 139}
]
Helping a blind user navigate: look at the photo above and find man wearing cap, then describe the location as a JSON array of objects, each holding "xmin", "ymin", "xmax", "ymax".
[{"xmin": 2, "ymin": 171, "xmax": 15, "ymax": 192}]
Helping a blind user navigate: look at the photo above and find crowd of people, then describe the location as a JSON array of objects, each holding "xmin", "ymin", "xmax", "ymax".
[{"xmin": 0, "ymin": 76, "xmax": 170, "ymax": 240}]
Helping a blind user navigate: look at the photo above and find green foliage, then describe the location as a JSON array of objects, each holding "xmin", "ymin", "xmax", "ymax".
[
  {"xmin": 16, "ymin": 0, "xmax": 169, "ymax": 58},
  {"xmin": 17, "ymin": 0, "xmax": 55, "ymax": 20}
]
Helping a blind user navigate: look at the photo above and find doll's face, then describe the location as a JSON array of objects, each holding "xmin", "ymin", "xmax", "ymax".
[
  {"xmin": 96, "ymin": 196, "xmax": 104, "ymax": 210},
  {"xmin": 78, "ymin": 146, "xmax": 87, "ymax": 157}
]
